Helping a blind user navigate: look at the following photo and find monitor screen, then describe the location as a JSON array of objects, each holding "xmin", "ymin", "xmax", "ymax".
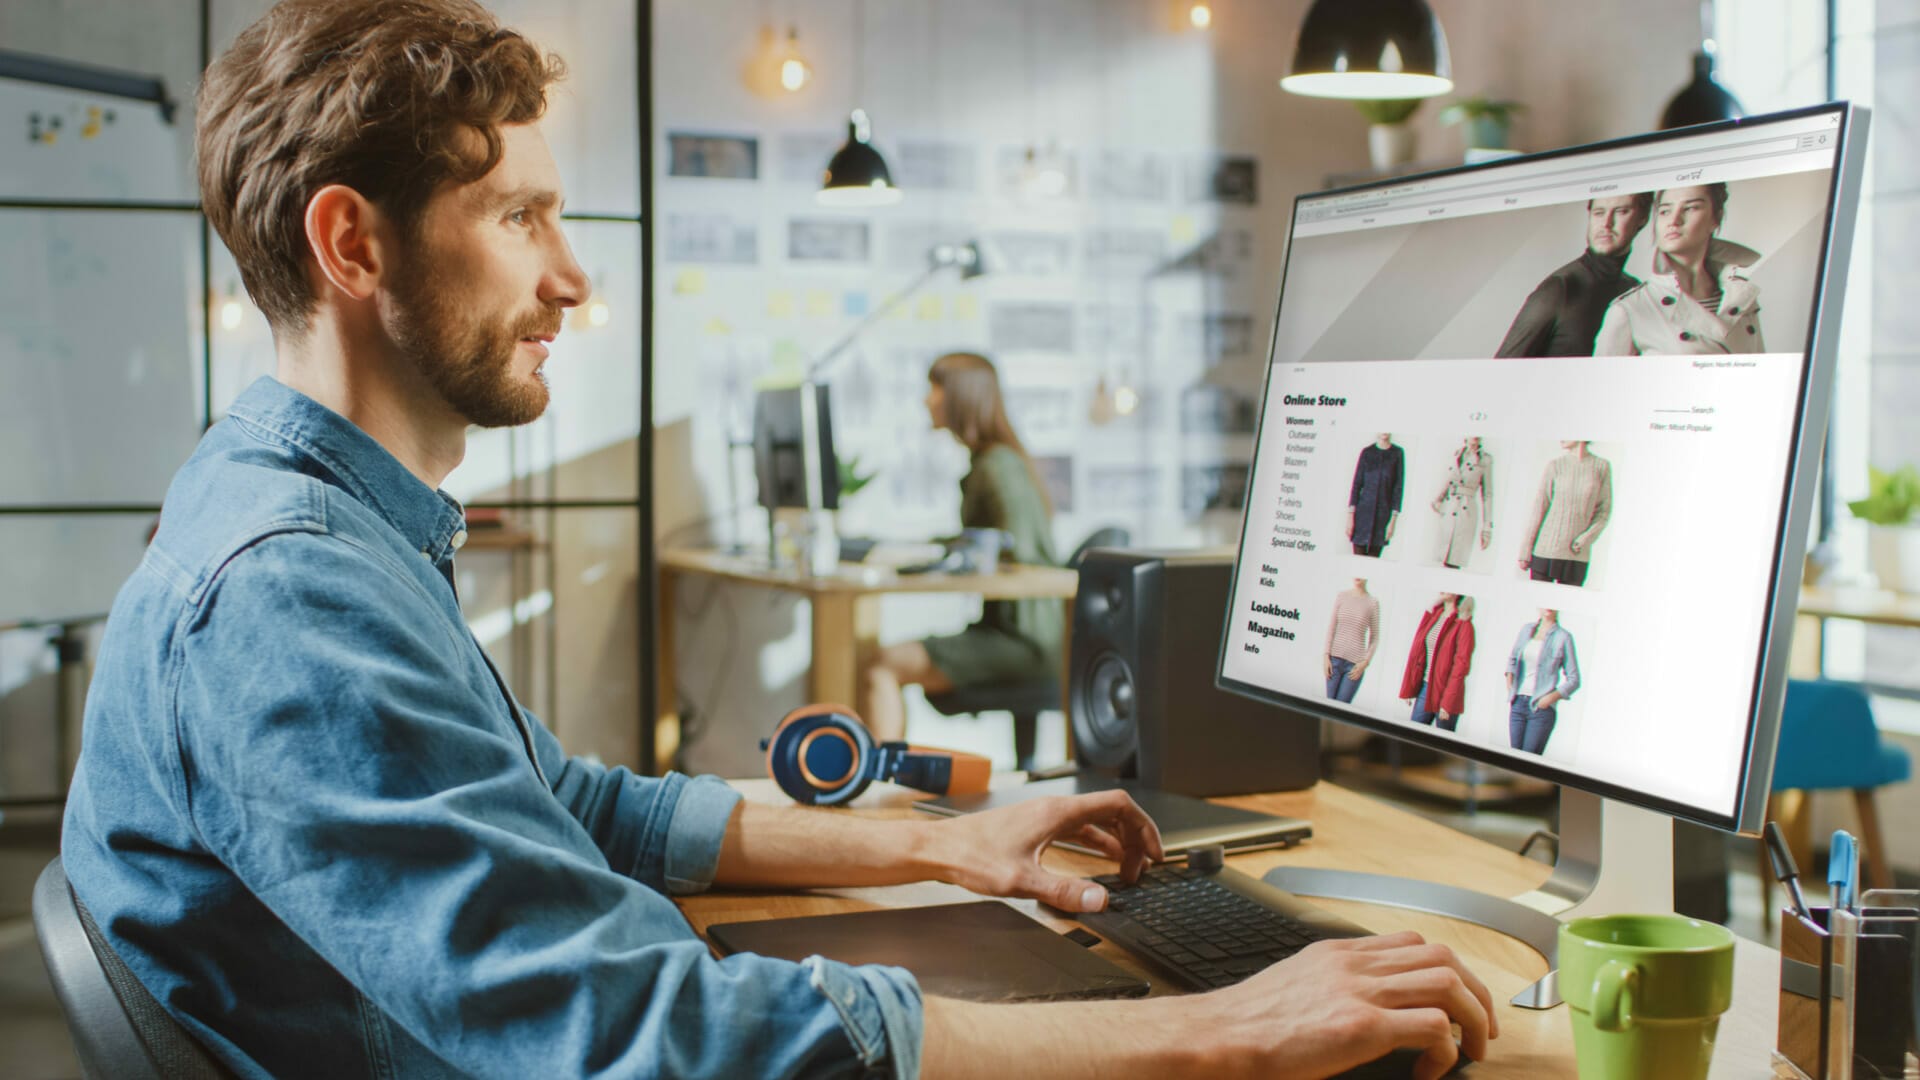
[
  {"xmin": 1218, "ymin": 105, "xmax": 1864, "ymax": 831},
  {"xmin": 754, "ymin": 385, "xmax": 841, "ymax": 511}
]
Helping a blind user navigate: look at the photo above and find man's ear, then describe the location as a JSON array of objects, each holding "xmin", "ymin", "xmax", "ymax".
[{"xmin": 303, "ymin": 184, "xmax": 389, "ymax": 303}]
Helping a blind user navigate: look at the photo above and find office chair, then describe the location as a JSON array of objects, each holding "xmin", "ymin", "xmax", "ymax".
[
  {"xmin": 925, "ymin": 527, "xmax": 1130, "ymax": 771},
  {"xmin": 1758, "ymin": 679, "xmax": 1912, "ymax": 930},
  {"xmin": 32, "ymin": 858, "xmax": 234, "ymax": 1080}
]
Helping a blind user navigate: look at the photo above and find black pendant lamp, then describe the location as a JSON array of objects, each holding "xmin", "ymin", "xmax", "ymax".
[
  {"xmin": 1280, "ymin": 0, "xmax": 1453, "ymax": 100},
  {"xmin": 818, "ymin": 108, "xmax": 902, "ymax": 206},
  {"xmin": 1660, "ymin": 45, "xmax": 1743, "ymax": 129}
]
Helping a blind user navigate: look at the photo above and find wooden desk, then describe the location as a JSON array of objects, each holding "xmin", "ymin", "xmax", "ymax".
[
  {"xmin": 655, "ymin": 549, "xmax": 1080, "ymax": 766},
  {"xmin": 680, "ymin": 779, "xmax": 1783, "ymax": 1079},
  {"xmin": 1793, "ymin": 584, "xmax": 1920, "ymax": 677}
]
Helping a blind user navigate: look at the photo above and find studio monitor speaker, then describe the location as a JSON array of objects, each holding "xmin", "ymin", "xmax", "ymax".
[{"xmin": 1070, "ymin": 549, "xmax": 1320, "ymax": 797}]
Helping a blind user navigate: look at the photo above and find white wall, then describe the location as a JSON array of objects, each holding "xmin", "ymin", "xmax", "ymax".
[{"xmin": 651, "ymin": 0, "xmax": 1707, "ymax": 775}]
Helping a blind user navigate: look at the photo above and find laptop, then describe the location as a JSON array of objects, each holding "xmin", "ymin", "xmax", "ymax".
[{"xmin": 911, "ymin": 775, "xmax": 1312, "ymax": 861}]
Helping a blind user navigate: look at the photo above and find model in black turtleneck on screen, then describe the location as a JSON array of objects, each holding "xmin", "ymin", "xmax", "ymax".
[{"xmin": 1495, "ymin": 192, "xmax": 1654, "ymax": 358}]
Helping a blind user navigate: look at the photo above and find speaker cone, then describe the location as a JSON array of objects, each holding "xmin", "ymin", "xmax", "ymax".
[{"xmin": 1073, "ymin": 651, "xmax": 1137, "ymax": 769}]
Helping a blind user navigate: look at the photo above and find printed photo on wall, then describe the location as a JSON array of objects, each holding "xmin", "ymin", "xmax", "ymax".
[
  {"xmin": 1512, "ymin": 440, "xmax": 1616, "ymax": 590},
  {"xmin": 1322, "ymin": 578, "xmax": 1382, "ymax": 706},
  {"xmin": 1182, "ymin": 463, "xmax": 1249, "ymax": 515},
  {"xmin": 1180, "ymin": 383, "xmax": 1259, "ymax": 435},
  {"xmin": 788, "ymin": 219, "xmax": 871, "ymax": 263},
  {"xmin": 1347, "ymin": 433, "xmax": 1407, "ymax": 559},
  {"xmin": 1085, "ymin": 464, "xmax": 1162, "ymax": 512},
  {"xmin": 1398, "ymin": 593, "xmax": 1477, "ymax": 735},
  {"xmin": 1426, "ymin": 436, "xmax": 1497, "ymax": 573},
  {"xmin": 1503, "ymin": 608, "xmax": 1584, "ymax": 760},
  {"xmin": 1033, "ymin": 455, "xmax": 1075, "ymax": 513},
  {"xmin": 667, "ymin": 132, "xmax": 759, "ymax": 180},
  {"xmin": 1185, "ymin": 154, "xmax": 1258, "ymax": 205}
]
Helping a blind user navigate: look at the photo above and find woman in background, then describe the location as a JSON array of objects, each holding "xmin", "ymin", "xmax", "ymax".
[{"xmin": 860, "ymin": 353, "xmax": 1062, "ymax": 742}]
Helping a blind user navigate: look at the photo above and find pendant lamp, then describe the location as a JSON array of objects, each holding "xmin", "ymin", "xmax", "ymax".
[
  {"xmin": 818, "ymin": 108, "xmax": 901, "ymax": 206},
  {"xmin": 1660, "ymin": 35, "xmax": 1742, "ymax": 129},
  {"xmin": 817, "ymin": 0, "xmax": 901, "ymax": 206},
  {"xmin": 1280, "ymin": 0, "xmax": 1452, "ymax": 100}
]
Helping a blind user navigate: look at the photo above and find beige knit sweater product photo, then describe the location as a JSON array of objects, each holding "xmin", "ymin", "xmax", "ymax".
[
  {"xmin": 1517, "ymin": 450, "xmax": 1613, "ymax": 564},
  {"xmin": 1325, "ymin": 589, "xmax": 1381, "ymax": 663}
]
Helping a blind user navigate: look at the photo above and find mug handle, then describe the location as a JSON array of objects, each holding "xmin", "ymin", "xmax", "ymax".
[{"xmin": 1591, "ymin": 959, "xmax": 1640, "ymax": 1033}]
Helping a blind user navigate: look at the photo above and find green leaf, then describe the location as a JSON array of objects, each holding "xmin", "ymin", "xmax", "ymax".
[{"xmin": 1848, "ymin": 464, "xmax": 1920, "ymax": 525}]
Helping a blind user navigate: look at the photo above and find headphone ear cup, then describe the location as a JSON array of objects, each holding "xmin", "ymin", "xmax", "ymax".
[{"xmin": 764, "ymin": 705, "xmax": 876, "ymax": 806}]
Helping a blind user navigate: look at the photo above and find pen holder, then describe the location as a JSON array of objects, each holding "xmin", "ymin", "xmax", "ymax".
[{"xmin": 1775, "ymin": 893, "xmax": 1920, "ymax": 1080}]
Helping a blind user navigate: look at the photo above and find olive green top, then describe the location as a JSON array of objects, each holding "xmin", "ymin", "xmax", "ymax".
[{"xmin": 921, "ymin": 445, "xmax": 1064, "ymax": 687}]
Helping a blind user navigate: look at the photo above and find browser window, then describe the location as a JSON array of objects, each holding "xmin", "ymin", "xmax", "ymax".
[{"xmin": 1219, "ymin": 109, "xmax": 1847, "ymax": 819}]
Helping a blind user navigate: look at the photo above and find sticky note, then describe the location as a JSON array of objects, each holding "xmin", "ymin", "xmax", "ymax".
[
  {"xmin": 805, "ymin": 290, "xmax": 833, "ymax": 317},
  {"xmin": 1170, "ymin": 214, "xmax": 1197, "ymax": 245},
  {"xmin": 767, "ymin": 290, "xmax": 795, "ymax": 318},
  {"xmin": 843, "ymin": 291, "xmax": 870, "ymax": 317},
  {"xmin": 915, "ymin": 295, "xmax": 943, "ymax": 321},
  {"xmin": 702, "ymin": 316, "xmax": 732, "ymax": 337},
  {"xmin": 951, "ymin": 294, "xmax": 980, "ymax": 321},
  {"xmin": 672, "ymin": 268, "xmax": 707, "ymax": 296}
]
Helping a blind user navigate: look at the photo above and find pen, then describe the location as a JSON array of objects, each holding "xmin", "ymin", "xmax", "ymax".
[
  {"xmin": 1828, "ymin": 830, "xmax": 1858, "ymax": 913},
  {"xmin": 1765, "ymin": 821, "xmax": 1813, "ymax": 922}
]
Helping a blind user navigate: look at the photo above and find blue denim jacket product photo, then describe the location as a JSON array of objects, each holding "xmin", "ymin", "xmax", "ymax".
[{"xmin": 62, "ymin": 376, "xmax": 923, "ymax": 1079}]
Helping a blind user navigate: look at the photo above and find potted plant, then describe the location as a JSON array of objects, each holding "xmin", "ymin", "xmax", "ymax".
[
  {"xmin": 1354, "ymin": 98, "xmax": 1421, "ymax": 172},
  {"xmin": 1848, "ymin": 464, "xmax": 1920, "ymax": 592},
  {"xmin": 1440, "ymin": 97, "xmax": 1525, "ymax": 151}
]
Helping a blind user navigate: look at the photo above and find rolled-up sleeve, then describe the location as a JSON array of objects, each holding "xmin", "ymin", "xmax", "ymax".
[{"xmin": 178, "ymin": 533, "xmax": 924, "ymax": 1079}]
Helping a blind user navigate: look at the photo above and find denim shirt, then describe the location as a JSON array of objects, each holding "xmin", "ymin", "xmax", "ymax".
[
  {"xmin": 1504, "ymin": 621, "xmax": 1582, "ymax": 705},
  {"xmin": 62, "ymin": 377, "xmax": 923, "ymax": 1079}
]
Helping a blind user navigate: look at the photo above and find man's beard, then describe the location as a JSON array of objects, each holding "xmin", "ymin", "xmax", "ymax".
[{"xmin": 385, "ymin": 249, "xmax": 561, "ymax": 429}]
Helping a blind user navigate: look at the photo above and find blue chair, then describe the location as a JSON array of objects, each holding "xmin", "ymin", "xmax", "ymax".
[{"xmin": 1760, "ymin": 679, "xmax": 1912, "ymax": 928}]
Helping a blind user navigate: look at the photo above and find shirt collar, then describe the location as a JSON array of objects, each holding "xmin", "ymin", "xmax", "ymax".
[{"xmin": 224, "ymin": 376, "xmax": 468, "ymax": 562}]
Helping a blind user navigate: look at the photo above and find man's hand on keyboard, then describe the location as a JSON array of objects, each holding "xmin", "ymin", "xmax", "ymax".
[
  {"xmin": 1189, "ymin": 930, "xmax": 1496, "ymax": 1080},
  {"xmin": 928, "ymin": 790, "xmax": 1165, "ymax": 913}
]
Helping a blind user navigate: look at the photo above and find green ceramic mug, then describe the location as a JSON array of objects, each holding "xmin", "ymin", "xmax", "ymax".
[{"xmin": 1559, "ymin": 914, "xmax": 1736, "ymax": 1080}]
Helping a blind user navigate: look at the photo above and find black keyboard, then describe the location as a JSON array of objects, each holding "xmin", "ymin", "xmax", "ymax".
[{"xmin": 1075, "ymin": 863, "xmax": 1371, "ymax": 991}]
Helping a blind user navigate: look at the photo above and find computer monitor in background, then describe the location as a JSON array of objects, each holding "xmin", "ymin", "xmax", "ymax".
[
  {"xmin": 753, "ymin": 384, "xmax": 841, "ymax": 512},
  {"xmin": 1217, "ymin": 103, "xmax": 1869, "ymax": 1006}
]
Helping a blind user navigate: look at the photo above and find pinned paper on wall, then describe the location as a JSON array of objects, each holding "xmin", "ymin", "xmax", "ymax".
[
  {"xmin": 702, "ymin": 316, "xmax": 733, "ymax": 337},
  {"xmin": 951, "ymin": 294, "xmax": 980, "ymax": 321},
  {"xmin": 804, "ymin": 289, "xmax": 833, "ymax": 317},
  {"xmin": 914, "ymin": 294, "xmax": 943, "ymax": 321},
  {"xmin": 1170, "ymin": 214, "xmax": 1198, "ymax": 245},
  {"xmin": 767, "ymin": 290, "xmax": 796, "ymax": 318},
  {"xmin": 672, "ymin": 268, "xmax": 708, "ymax": 296},
  {"xmin": 843, "ymin": 291, "xmax": 870, "ymax": 317}
]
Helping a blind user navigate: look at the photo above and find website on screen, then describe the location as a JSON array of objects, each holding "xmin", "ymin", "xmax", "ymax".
[{"xmin": 1221, "ymin": 112, "xmax": 1844, "ymax": 817}]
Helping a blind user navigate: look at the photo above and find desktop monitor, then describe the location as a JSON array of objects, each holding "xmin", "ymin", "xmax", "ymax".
[
  {"xmin": 1220, "ymin": 103, "xmax": 1866, "ymax": 839},
  {"xmin": 1214, "ymin": 106, "xmax": 1867, "ymax": 1006},
  {"xmin": 753, "ymin": 385, "xmax": 841, "ymax": 511}
]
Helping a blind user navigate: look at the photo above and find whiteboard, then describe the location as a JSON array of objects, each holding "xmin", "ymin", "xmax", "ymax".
[{"xmin": 1, "ymin": 70, "xmax": 199, "ymax": 623}]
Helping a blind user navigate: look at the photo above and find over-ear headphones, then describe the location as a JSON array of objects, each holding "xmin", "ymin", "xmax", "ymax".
[{"xmin": 761, "ymin": 704, "xmax": 992, "ymax": 806}]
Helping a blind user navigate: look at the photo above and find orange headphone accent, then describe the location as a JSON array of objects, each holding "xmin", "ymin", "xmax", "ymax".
[{"xmin": 761, "ymin": 704, "xmax": 992, "ymax": 806}]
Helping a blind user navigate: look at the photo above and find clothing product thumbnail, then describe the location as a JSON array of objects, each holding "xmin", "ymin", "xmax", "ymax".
[
  {"xmin": 1505, "ymin": 618, "xmax": 1581, "ymax": 754},
  {"xmin": 1324, "ymin": 587, "xmax": 1380, "ymax": 703},
  {"xmin": 1399, "ymin": 601, "xmax": 1474, "ymax": 725},
  {"xmin": 1432, "ymin": 443, "xmax": 1493, "ymax": 569},
  {"xmin": 1349, "ymin": 440, "xmax": 1405, "ymax": 558},
  {"xmin": 1516, "ymin": 446, "xmax": 1612, "ymax": 584}
]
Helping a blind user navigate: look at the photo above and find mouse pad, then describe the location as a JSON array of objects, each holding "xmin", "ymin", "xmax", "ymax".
[{"xmin": 707, "ymin": 900, "xmax": 1151, "ymax": 1002}]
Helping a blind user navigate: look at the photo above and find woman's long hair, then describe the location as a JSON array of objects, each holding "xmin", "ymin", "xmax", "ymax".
[{"xmin": 929, "ymin": 352, "xmax": 1053, "ymax": 515}]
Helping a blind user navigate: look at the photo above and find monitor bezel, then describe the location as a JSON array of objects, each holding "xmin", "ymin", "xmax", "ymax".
[{"xmin": 1214, "ymin": 102, "xmax": 1869, "ymax": 837}]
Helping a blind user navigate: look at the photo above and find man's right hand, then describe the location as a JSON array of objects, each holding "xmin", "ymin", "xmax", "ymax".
[{"xmin": 1182, "ymin": 932, "xmax": 1496, "ymax": 1080}]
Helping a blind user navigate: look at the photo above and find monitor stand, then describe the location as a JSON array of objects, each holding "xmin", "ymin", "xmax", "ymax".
[{"xmin": 1261, "ymin": 788, "xmax": 1674, "ymax": 1009}]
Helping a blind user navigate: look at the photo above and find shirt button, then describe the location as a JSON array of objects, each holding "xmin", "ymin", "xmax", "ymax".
[
  {"xmin": 1747, "ymin": 325, "xmax": 1756, "ymax": 335},
  {"xmin": 421, "ymin": 550, "xmax": 432, "ymax": 560},
  {"xmin": 1727, "ymin": 306, "xmax": 1739, "ymax": 314},
  {"xmin": 1661, "ymin": 296, "xmax": 1676, "ymax": 306},
  {"xmin": 1679, "ymin": 331, "xmax": 1694, "ymax": 342},
  {"xmin": 451, "ymin": 529, "xmax": 469, "ymax": 550}
]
